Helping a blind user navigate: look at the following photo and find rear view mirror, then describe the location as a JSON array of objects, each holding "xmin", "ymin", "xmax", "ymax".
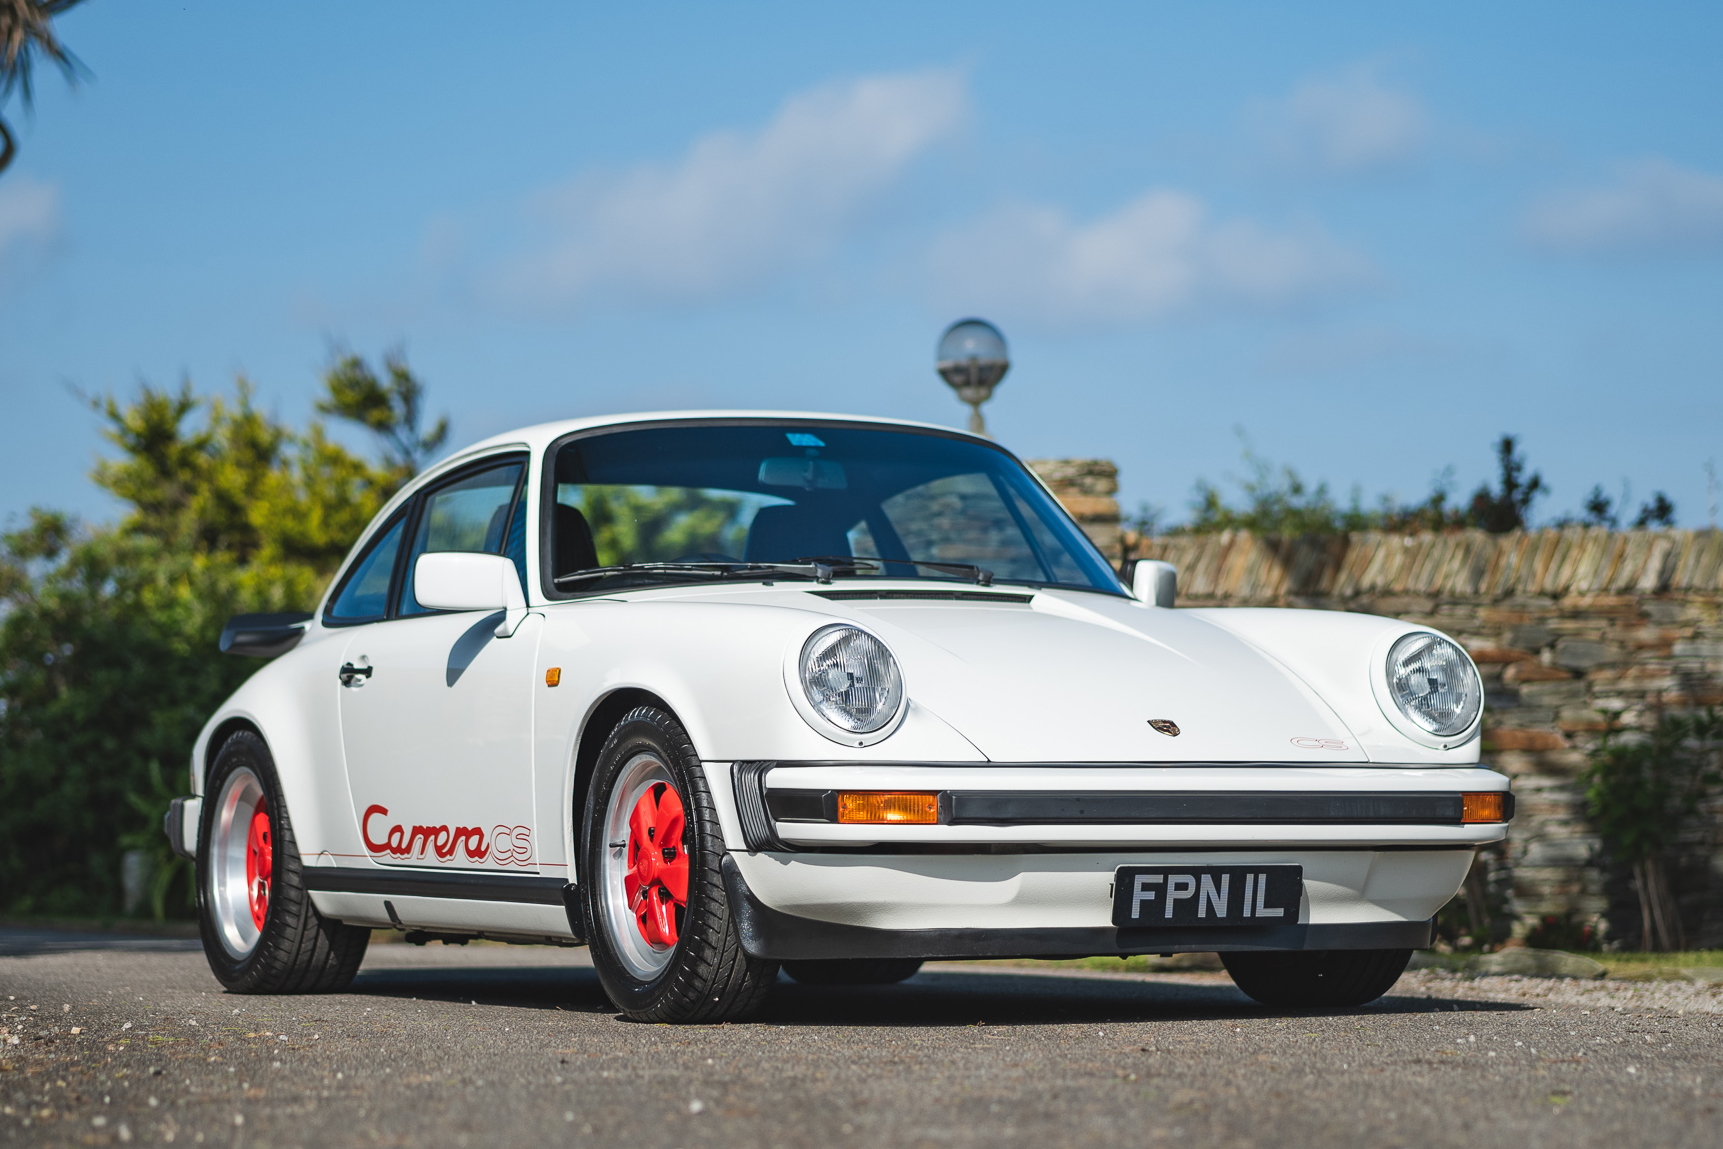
[
  {"xmin": 1132, "ymin": 560, "xmax": 1177, "ymax": 608},
  {"xmin": 415, "ymin": 552, "xmax": 526, "ymax": 611},
  {"xmin": 758, "ymin": 457, "xmax": 847, "ymax": 490},
  {"xmin": 220, "ymin": 612, "xmax": 314, "ymax": 658}
]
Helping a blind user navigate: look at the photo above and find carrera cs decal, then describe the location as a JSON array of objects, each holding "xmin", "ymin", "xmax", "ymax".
[
  {"xmin": 1290, "ymin": 737, "xmax": 1349, "ymax": 751},
  {"xmin": 361, "ymin": 804, "xmax": 534, "ymax": 867}
]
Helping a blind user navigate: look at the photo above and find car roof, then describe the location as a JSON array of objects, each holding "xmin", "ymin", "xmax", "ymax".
[{"xmin": 434, "ymin": 410, "xmax": 988, "ymax": 471}]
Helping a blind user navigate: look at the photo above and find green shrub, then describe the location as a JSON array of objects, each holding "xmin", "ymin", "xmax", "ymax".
[
  {"xmin": 1582, "ymin": 709, "xmax": 1723, "ymax": 951},
  {"xmin": 0, "ymin": 360, "xmax": 436, "ymax": 918}
]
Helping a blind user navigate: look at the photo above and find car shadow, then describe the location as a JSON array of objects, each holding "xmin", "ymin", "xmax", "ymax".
[
  {"xmin": 757, "ymin": 968, "xmax": 1529, "ymax": 1026},
  {"xmin": 343, "ymin": 962, "xmax": 1529, "ymax": 1026},
  {"xmin": 350, "ymin": 965, "xmax": 615, "ymax": 1012}
]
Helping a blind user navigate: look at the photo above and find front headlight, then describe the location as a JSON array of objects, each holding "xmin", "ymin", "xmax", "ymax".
[
  {"xmin": 799, "ymin": 625, "xmax": 904, "ymax": 734},
  {"xmin": 1386, "ymin": 633, "xmax": 1481, "ymax": 737}
]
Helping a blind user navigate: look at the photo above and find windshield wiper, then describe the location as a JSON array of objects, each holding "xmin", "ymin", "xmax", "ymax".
[
  {"xmin": 798, "ymin": 556, "xmax": 994, "ymax": 586},
  {"xmin": 557, "ymin": 556, "xmax": 995, "ymax": 589},
  {"xmin": 904, "ymin": 560, "xmax": 994, "ymax": 586},
  {"xmin": 554, "ymin": 563, "xmax": 723, "ymax": 587},
  {"xmin": 554, "ymin": 561, "xmax": 846, "ymax": 588}
]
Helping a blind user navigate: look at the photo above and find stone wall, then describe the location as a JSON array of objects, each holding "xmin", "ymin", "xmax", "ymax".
[{"xmin": 1129, "ymin": 528, "xmax": 1723, "ymax": 947}]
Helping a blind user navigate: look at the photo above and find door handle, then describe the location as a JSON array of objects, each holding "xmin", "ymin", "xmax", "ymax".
[{"xmin": 339, "ymin": 662, "xmax": 374, "ymax": 686}]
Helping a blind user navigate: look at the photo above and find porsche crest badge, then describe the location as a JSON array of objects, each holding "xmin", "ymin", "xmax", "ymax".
[{"xmin": 1147, "ymin": 719, "xmax": 1180, "ymax": 737}]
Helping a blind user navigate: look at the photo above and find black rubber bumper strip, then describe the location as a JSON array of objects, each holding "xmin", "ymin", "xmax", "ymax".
[
  {"xmin": 947, "ymin": 791, "xmax": 1498, "ymax": 826},
  {"xmin": 767, "ymin": 789, "xmax": 1514, "ymax": 826},
  {"xmin": 302, "ymin": 866, "xmax": 570, "ymax": 906},
  {"xmin": 732, "ymin": 761, "xmax": 784, "ymax": 852},
  {"xmin": 720, "ymin": 855, "xmax": 1434, "ymax": 962}
]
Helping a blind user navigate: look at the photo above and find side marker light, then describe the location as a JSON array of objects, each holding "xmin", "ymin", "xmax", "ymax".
[
  {"xmin": 1461, "ymin": 792, "xmax": 1508, "ymax": 823},
  {"xmin": 836, "ymin": 791, "xmax": 939, "ymax": 825},
  {"xmin": 544, "ymin": 667, "xmax": 561, "ymax": 687}
]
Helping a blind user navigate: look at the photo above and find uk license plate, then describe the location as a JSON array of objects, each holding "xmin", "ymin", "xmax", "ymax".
[{"xmin": 1112, "ymin": 865, "xmax": 1302, "ymax": 928}]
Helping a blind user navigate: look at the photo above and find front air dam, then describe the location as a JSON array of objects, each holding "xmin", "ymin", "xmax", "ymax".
[{"xmin": 718, "ymin": 857, "xmax": 1434, "ymax": 963}]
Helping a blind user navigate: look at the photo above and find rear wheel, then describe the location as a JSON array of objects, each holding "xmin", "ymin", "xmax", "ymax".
[
  {"xmin": 581, "ymin": 706, "xmax": 777, "ymax": 1022},
  {"xmin": 1221, "ymin": 948, "xmax": 1412, "ymax": 1008},
  {"xmin": 782, "ymin": 959, "xmax": 923, "ymax": 986},
  {"xmin": 197, "ymin": 731, "xmax": 369, "ymax": 993}
]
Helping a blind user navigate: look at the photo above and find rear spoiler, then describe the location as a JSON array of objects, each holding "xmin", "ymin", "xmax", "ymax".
[{"xmin": 219, "ymin": 612, "xmax": 314, "ymax": 658}]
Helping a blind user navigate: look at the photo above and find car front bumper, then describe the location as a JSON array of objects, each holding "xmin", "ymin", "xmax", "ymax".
[
  {"xmin": 721, "ymin": 855, "xmax": 1438, "ymax": 961},
  {"xmin": 708, "ymin": 762, "xmax": 1504, "ymax": 961}
]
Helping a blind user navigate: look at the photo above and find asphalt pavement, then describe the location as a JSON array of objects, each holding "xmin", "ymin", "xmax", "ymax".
[{"xmin": 2, "ymin": 928, "xmax": 1719, "ymax": 1148}]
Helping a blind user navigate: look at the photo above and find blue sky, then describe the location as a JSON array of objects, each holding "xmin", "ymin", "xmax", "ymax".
[{"xmin": 4, "ymin": 1, "xmax": 1721, "ymax": 529}]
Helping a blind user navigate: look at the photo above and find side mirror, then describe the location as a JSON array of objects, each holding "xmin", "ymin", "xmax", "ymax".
[
  {"xmin": 1132, "ymin": 560, "xmax": 1177, "ymax": 608},
  {"xmin": 414, "ymin": 552, "xmax": 528, "ymax": 635},
  {"xmin": 220, "ymin": 612, "xmax": 313, "ymax": 658}
]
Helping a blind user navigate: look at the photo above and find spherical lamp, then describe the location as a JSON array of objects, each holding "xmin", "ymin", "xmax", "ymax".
[{"xmin": 936, "ymin": 318, "xmax": 1010, "ymax": 437}]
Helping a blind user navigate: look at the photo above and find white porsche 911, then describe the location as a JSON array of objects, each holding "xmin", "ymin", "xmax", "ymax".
[{"xmin": 166, "ymin": 412, "xmax": 1509, "ymax": 1022}]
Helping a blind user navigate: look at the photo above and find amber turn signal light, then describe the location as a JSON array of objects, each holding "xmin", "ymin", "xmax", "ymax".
[
  {"xmin": 1461, "ymin": 792, "xmax": 1507, "ymax": 823},
  {"xmin": 544, "ymin": 667, "xmax": 561, "ymax": 687},
  {"xmin": 836, "ymin": 791, "xmax": 939, "ymax": 825}
]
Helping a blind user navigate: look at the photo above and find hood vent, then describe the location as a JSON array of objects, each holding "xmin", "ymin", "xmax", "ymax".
[{"xmin": 810, "ymin": 589, "xmax": 1034, "ymax": 604}]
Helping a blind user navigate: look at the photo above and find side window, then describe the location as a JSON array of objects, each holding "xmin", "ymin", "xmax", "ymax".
[
  {"xmin": 399, "ymin": 460, "xmax": 526, "ymax": 616},
  {"xmin": 326, "ymin": 515, "xmax": 408, "ymax": 623}
]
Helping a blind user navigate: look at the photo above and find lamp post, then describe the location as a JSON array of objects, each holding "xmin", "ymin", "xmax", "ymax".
[{"xmin": 936, "ymin": 318, "xmax": 1009, "ymax": 437}]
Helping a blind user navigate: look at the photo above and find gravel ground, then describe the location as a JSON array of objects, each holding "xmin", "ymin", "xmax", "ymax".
[
  {"xmin": 3, "ymin": 930, "xmax": 1720, "ymax": 1148},
  {"xmin": 1394, "ymin": 968, "xmax": 1723, "ymax": 1014}
]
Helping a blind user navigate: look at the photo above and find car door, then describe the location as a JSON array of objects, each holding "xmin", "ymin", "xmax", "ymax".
[{"xmin": 334, "ymin": 456, "xmax": 543, "ymax": 873}]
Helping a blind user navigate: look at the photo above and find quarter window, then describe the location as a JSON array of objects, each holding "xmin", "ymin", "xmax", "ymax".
[{"xmin": 325, "ymin": 515, "xmax": 407, "ymax": 623}]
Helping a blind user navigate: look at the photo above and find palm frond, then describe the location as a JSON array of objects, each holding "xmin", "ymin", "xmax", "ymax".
[{"xmin": 0, "ymin": 0, "xmax": 86, "ymax": 108}]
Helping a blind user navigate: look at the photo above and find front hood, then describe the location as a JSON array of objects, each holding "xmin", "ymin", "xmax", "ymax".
[{"xmin": 832, "ymin": 590, "xmax": 1364, "ymax": 763}]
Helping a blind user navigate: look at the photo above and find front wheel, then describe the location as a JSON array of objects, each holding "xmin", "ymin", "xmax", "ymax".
[
  {"xmin": 1221, "ymin": 948, "xmax": 1412, "ymax": 1008},
  {"xmin": 580, "ymin": 706, "xmax": 777, "ymax": 1022},
  {"xmin": 197, "ymin": 731, "xmax": 369, "ymax": 993}
]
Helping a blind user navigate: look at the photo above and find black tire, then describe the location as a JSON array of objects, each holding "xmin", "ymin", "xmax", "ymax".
[
  {"xmin": 782, "ymin": 959, "xmax": 924, "ymax": 986},
  {"xmin": 1221, "ymin": 948, "xmax": 1412, "ymax": 1008},
  {"xmin": 196, "ymin": 731, "xmax": 369, "ymax": 993},
  {"xmin": 580, "ymin": 706, "xmax": 778, "ymax": 1023}
]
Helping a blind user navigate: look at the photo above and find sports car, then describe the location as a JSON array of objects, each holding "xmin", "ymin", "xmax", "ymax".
[{"xmin": 166, "ymin": 411, "xmax": 1510, "ymax": 1021}]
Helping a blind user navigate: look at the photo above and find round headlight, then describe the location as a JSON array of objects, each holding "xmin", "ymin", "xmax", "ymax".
[
  {"xmin": 799, "ymin": 625, "xmax": 904, "ymax": 734},
  {"xmin": 1386, "ymin": 633, "xmax": 1481, "ymax": 737}
]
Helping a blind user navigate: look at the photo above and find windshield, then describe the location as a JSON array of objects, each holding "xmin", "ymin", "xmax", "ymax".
[{"xmin": 545, "ymin": 423, "xmax": 1125, "ymax": 596}]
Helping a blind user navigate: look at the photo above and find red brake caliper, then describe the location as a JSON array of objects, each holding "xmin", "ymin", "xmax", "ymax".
[
  {"xmin": 245, "ymin": 804, "xmax": 272, "ymax": 931},
  {"xmin": 623, "ymin": 783, "xmax": 688, "ymax": 947}
]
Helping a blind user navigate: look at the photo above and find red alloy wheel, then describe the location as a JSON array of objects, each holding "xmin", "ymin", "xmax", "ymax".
[
  {"xmin": 623, "ymin": 782, "xmax": 689, "ymax": 947},
  {"xmin": 245, "ymin": 804, "xmax": 272, "ymax": 931}
]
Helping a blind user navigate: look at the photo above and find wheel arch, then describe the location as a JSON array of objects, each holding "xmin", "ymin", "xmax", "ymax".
[
  {"xmin": 202, "ymin": 716, "xmax": 265, "ymax": 788},
  {"xmin": 570, "ymin": 687, "xmax": 677, "ymax": 829},
  {"xmin": 187, "ymin": 646, "xmax": 349, "ymax": 864}
]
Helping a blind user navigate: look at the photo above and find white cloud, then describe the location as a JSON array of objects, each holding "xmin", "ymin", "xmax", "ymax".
[
  {"xmin": 1252, "ymin": 63, "xmax": 1428, "ymax": 174},
  {"xmin": 1523, "ymin": 158, "xmax": 1723, "ymax": 256},
  {"xmin": 492, "ymin": 68, "xmax": 967, "ymax": 310},
  {"xmin": 0, "ymin": 176, "xmax": 61, "ymax": 268},
  {"xmin": 928, "ymin": 190, "xmax": 1372, "ymax": 329}
]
